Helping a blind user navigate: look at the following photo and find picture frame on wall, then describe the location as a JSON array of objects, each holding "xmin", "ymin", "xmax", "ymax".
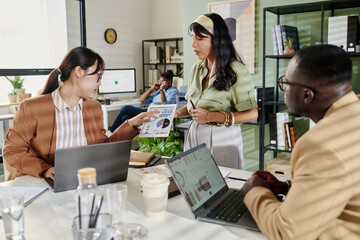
[{"xmin": 208, "ymin": 0, "xmax": 255, "ymax": 74}]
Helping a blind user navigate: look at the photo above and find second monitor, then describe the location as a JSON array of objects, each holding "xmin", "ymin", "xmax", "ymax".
[{"xmin": 98, "ymin": 68, "xmax": 137, "ymax": 100}]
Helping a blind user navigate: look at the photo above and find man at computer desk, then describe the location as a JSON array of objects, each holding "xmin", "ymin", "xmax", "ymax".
[
  {"xmin": 240, "ymin": 45, "xmax": 360, "ymax": 239},
  {"xmin": 110, "ymin": 71, "xmax": 177, "ymax": 132}
]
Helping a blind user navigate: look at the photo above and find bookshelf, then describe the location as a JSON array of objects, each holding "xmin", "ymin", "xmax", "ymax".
[
  {"xmin": 141, "ymin": 38, "xmax": 183, "ymax": 92},
  {"xmin": 260, "ymin": 0, "xmax": 360, "ymax": 170}
]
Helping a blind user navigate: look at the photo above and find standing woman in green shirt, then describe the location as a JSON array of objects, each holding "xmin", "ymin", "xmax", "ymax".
[{"xmin": 175, "ymin": 13, "xmax": 258, "ymax": 169}]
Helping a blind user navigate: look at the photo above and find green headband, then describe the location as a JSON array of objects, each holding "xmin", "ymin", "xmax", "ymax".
[{"xmin": 193, "ymin": 15, "xmax": 214, "ymax": 35}]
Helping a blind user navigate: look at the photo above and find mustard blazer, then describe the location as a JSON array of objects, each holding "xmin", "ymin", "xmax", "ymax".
[
  {"xmin": 244, "ymin": 92, "xmax": 360, "ymax": 239},
  {"xmin": 3, "ymin": 94, "xmax": 139, "ymax": 179}
]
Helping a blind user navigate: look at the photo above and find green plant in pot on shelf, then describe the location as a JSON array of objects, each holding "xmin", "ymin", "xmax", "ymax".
[
  {"xmin": 7, "ymin": 91, "xmax": 17, "ymax": 104},
  {"xmin": 5, "ymin": 76, "xmax": 25, "ymax": 94},
  {"xmin": 134, "ymin": 131, "xmax": 183, "ymax": 157},
  {"xmin": 283, "ymin": 37, "xmax": 295, "ymax": 55}
]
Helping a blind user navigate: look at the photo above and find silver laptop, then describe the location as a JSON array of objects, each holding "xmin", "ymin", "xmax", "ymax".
[
  {"xmin": 46, "ymin": 141, "xmax": 131, "ymax": 192},
  {"xmin": 166, "ymin": 143, "xmax": 259, "ymax": 231}
]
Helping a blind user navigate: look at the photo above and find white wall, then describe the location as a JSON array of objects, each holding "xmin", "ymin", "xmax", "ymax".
[
  {"xmin": 66, "ymin": 0, "xmax": 183, "ymax": 96},
  {"xmin": 150, "ymin": 0, "xmax": 183, "ymax": 39}
]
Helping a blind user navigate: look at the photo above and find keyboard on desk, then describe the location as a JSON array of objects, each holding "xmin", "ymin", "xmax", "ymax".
[{"xmin": 207, "ymin": 189, "xmax": 247, "ymax": 223}]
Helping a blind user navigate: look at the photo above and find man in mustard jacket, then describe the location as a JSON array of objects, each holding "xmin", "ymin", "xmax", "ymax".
[{"xmin": 241, "ymin": 44, "xmax": 360, "ymax": 239}]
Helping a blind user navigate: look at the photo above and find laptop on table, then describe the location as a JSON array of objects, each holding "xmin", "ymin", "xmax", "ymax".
[
  {"xmin": 165, "ymin": 143, "xmax": 259, "ymax": 231},
  {"xmin": 46, "ymin": 140, "xmax": 132, "ymax": 192}
]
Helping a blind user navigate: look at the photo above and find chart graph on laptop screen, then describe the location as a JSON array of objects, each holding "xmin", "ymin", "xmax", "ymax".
[
  {"xmin": 168, "ymin": 146, "xmax": 227, "ymax": 211},
  {"xmin": 98, "ymin": 68, "xmax": 136, "ymax": 98}
]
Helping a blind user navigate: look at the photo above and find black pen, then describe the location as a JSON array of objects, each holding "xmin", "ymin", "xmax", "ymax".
[
  {"xmin": 190, "ymin": 100, "xmax": 196, "ymax": 109},
  {"xmin": 227, "ymin": 176, "xmax": 247, "ymax": 181}
]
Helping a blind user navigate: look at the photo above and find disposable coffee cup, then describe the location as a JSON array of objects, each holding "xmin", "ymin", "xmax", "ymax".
[{"xmin": 140, "ymin": 173, "xmax": 170, "ymax": 219}]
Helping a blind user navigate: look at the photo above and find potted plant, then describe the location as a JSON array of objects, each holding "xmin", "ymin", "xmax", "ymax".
[
  {"xmin": 8, "ymin": 91, "xmax": 17, "ymax": 104},
  {"xmin": 133, "ymin": 131, "xmax": 183, "ymax": 157},
  {"xmin": 5, "ymin": 76, "xmax": 25, "ymax": 94},
  {"xmin": 283, "ymin": 37, "xmax": 295, "ymax": 55}
]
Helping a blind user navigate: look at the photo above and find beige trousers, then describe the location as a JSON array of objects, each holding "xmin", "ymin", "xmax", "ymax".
[{"xmin": 184, "ymin": 121, "xmax": 244, "ymax": 169}]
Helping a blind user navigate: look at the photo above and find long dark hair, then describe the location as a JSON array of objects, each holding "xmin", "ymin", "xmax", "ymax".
[
  {"xmin": 41, "ymin": 46, "xmax": 105, "ymax": 94},
  {"xmin": 189, "ymin": 13, "xmax": 243, "ymax": 91}
]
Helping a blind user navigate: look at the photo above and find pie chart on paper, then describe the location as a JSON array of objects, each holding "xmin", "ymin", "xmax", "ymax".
[{"xmin": 156, "ymin": 118, "xmax": 170, "ymax": 128}]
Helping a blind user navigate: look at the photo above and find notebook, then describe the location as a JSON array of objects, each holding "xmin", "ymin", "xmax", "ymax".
[
  {"xmin": 45, "ymin": 140, "xmax": 131, "ymax": 193},
  {"xmin": 129, "ymin": 151, "xmax": 162, "ymax": 167},
  {"xmin": 166, "ymin": 143, "xmax": 259, "ymax": 231}
]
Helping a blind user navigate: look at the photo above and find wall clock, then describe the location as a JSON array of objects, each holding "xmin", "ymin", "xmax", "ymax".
[{"xmin": 104, "ymin": 28, "xmax": 117, "ymax": 44}]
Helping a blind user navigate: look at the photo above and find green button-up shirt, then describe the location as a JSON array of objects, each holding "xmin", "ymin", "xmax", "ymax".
[{"xmin": 185, "ymin": 59, "xmax": 257, "ymax": 113}]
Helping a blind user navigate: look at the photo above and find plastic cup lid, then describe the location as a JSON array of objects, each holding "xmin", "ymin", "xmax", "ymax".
[{"xmin": 141, "ymin": 173, "xmax": 169, "ymax": 187}]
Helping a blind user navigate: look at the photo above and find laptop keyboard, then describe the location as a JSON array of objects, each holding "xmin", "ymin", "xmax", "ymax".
[{"xmin": 206, "ymin": 189, "xmax": 247, "ymax": 223}]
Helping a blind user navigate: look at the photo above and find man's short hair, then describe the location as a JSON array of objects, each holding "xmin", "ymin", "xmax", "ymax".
[
  {"xmin": 295, "ymin": 44, "xmax": 352, "ymax": 86},
  {"xmin": 161, "ymin": 71, "xmax": 174, "ymax": 83}
]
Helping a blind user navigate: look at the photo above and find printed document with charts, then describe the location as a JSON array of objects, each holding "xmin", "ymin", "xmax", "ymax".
[{"xmin": 138, "ymin": 104, "xmax": 177, "ymax": 138}]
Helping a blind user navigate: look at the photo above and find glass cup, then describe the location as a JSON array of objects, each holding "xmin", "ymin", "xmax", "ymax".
[
  {"xmin": 0, "ymin": 192, "xmax": 25, "ymax": 240},
  {"xmin": 112, "ymin": 223, "xmax": 148, "ymax": 240},
  {"xmin": 99, "ymin": 184, "xmax": 128, "ymax": 227},
  {"xmin": 140, "ymin": 173, "xmax": 169, "ymax": 219},
  {"xmin": 72, "ymin": 213, "xmax": 112, "ymax": 240}
]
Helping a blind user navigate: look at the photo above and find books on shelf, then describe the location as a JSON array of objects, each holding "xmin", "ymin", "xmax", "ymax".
[
  {"xmin": 328, "ymin": 15, "xmax": 360, "ymax": 52},
  {"xmin": 148, "ymin": 69, "xmax": 159, "ymax": 86},
  {"xmin": 149, "ymin": 46, "xmax": 164, "ymax": 64},
  {"xmin": 289, "ymin": 125, "xmax": 298, "ymax": 148},
  {"xmin": 271, "ymin": 25, "xmax": 299, "ymax": 55},
  {"xmin": 276, "ymin": 112, "xmax": 289, "ymax": 147},
  {"xmin": 280, "ymin": 25, "xmax": 300, "ymax": 52},
  {"xmin": 269, "ymin": 113, "xmax": 277, "ymax": 145},
  {"xmin": 275, "ymin": 25, "xmax": 284, "ymax": 55},
  {"xmin": 165, "ymin": 45, "xmax": 175, "ymax": 63},
  {"xmin": 269, "ymin": 113, "xmax": 299, "ymax": 149},
  {"xmin": 148, "ymin": 69, "xmax": 153, "ymax": 86},
  {"xmin": 271, "ymin": 26, "xmax": 279, "ymax": 55}
]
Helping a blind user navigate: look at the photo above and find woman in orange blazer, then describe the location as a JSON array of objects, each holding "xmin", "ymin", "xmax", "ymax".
[{"xmin": 3, "ymin": 47, "xmax": 157, "ymax": 180}]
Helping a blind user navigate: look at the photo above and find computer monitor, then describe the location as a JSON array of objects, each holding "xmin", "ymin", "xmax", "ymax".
[{"xmin": 98, "ymin": 68, "xmax": 136, "ymax": 99}]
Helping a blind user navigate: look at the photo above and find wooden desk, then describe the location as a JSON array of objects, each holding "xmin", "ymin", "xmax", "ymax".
[{"xmin": 0, "ymin": 167, "xmax": 266, "ymax": 240}]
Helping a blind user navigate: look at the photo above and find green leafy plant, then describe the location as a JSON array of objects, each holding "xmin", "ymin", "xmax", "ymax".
[
  {"xmin": 8, "ymin": 91, "xmax": 17, "ymax": 95},
  {"xmin": 5, "ymin": 76, "xmax": 25, "ymax": 89},
  {"xmin": 134, "ymin": 131, "xmax": 183, "ymax": 157},
  {"xmin": 285, "ymin": 37, "xmax": 293, "ymax": 47}
]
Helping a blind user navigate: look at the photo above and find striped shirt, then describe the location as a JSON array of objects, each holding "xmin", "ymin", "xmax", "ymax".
[{"xmin": 52, "ymin": 88, "xmax": 87, "ymax": 149}]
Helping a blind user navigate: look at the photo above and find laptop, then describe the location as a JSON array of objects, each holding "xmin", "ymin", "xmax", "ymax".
[
  {"xmin": 165, "ymin": 143, "xmax": 259, "ymax": 231},
  {"xmin": 46, "ymin": 140, "xmax": 132, "ymax": 192}
]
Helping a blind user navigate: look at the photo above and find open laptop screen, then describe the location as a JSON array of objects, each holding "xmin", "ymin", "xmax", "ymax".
[{"xmin": 167, "ymin": 144, "xmax": 227, "ymax": 211}]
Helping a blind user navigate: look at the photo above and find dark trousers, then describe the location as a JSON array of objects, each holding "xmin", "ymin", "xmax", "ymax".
[{"xmin": 110, "ymin": 105, "xmax": 147, "ymax": 132}]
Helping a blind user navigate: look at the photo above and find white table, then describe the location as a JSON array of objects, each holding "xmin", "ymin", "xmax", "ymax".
[
  {"xmin": 0, "ymin": 167, "xmax": 266, "ymax": 240},
  {"xmin": 101, "ymin": 99, "xmax": 143, "ymax": 131}
]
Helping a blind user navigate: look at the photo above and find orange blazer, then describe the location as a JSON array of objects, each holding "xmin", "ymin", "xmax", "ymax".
[{"xmin": 3, "ymin": 93, "xmax": 139, "ymax": 178}]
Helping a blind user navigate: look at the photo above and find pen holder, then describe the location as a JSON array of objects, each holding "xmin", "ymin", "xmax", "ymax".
[{"xmin": 72, "ymin": 213, "xmax": 112, "ymax": 240}]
